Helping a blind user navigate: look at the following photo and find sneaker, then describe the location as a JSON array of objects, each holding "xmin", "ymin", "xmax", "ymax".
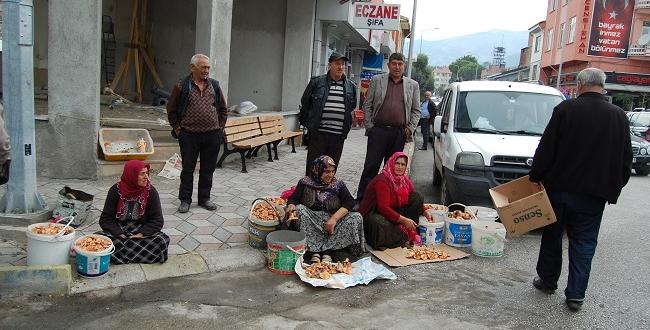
[
  {"xmin": 532, "ymin": 277, "xmax": 556, "ymax": 294},
  {"xmin": 198, "ymin": 200, "xmax": 217, "ymax": 211},
  {"xmin": 322, "ymin": 254, "xmax": 333, "ymax": 263},
  {"xmin": 310, "ymin": 253, "xmax": 321, "ymax": 263},
  {"xmin": 565, "ymin": 299, "xmax": 583, "ymax": 312},
  {"xmin": 178, "ymin": 201, "xmax": 191, "ymax": 213}
]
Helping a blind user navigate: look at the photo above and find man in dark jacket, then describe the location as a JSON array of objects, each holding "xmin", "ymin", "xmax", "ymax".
[
  {"xmin": 167, "ymin": 54, "xmax": 228, "ymax": 213},
  {"xmin": 529, "ymin": 67, "xmax": 632, "ymax": 311},
  {"xmin": 299, "ymin": 52, "xmax": 357, "ymax": 176}
]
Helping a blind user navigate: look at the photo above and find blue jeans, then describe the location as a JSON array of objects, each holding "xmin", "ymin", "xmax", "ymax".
[{"xmin": 536, "ymin": 191, "xmax": 606, "ymax": 300}]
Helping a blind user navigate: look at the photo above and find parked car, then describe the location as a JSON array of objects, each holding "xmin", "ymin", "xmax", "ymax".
[
  {"xmin": 628, "ymin": 112, "xmax": 650, "ymax": 142},
  {"xmin": 432, "ymin": 81, "xmax": 564, "ymax": 206},
  {"xmin": 631, "ymin": 133, "xmax": 650, "ymax": 176}
]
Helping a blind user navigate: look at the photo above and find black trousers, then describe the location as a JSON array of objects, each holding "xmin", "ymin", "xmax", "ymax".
[
  {"xmin": 178, "ymin": 129, "xmax": 222, "ymax": 204},
  {"xmin": 536, "ymin": 191, "xmax": 606, "ymax": 301},
  {"xmin": 364, "ymin": 191, "xmax": 424, "ymax": 250},
  {"xmin": 418, "ymin": 118, "xmax": 430, "ymax": 149},
  {"xmin": 356, "ymin": 126, "xmax": 406, "ymax": 200},
  {"xmin": 305, "ymin": 131, "xmax": 345, "ymax": 176}
]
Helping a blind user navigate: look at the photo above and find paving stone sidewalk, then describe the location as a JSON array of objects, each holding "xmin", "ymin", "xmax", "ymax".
[{"xmin": 1, "ymin": 128, "xmax": 376, "ymax": 266}]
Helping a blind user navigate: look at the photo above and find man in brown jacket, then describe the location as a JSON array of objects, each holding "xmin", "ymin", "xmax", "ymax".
[{"xmin": 167, "ymin": 54, "xmax": 228, "ymax": 213}]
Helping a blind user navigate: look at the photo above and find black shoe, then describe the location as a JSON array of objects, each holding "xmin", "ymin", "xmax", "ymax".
[
  {"xmin": 565, "ymin": 299, "xmax": 583, "ymax": 311},
  {"xmin": 198, "ymin": 200, "xmax": 218, "ymax": 211},
  {"xmin": 178, "ymin": 201, "xmax": 191, "ymax": 213},
  {"xmin": 418, "ymin": 146, "xmax": 427, "ymax": 150},
  {"xmin": 532, "ymin": 277, "xmax": 556, "ymax": 294}
]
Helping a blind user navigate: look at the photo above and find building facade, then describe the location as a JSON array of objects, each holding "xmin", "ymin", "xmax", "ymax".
[
  {"xmin": 432, "ymin": 66, "xmax": 452, "ymax": 96},
  {"xmin": 528, "ymin": 21, "xmax": 546, "ymax": 83},
  {"xmin": 541, "ymin": 0, "xmax": 650, "ymax": 109},
  {"xmin": 16, "ymin": 0, "xmax": 408, "ymax": 179}
]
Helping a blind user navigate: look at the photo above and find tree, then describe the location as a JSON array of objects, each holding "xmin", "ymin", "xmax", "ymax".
[
  {"xmin": 448, "ymin": 55, "xmax": 485, "ymax": 82},
  {"xmin": 410, "ymin": 54, "xmax": 435, "ymax": 95}
]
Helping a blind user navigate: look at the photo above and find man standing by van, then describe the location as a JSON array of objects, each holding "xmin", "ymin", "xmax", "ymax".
[
  {"xmin": 418, "ymin": 90, "xmax": 436, "ymax": 150},
  {"xmin": 356, "ymin": 53, "xmax": 420, "ymax": 201},
  {"xmin": 299, "ymin": 52, "xmax": 357, "ymax": 176},
  {"xmin": 529, "ymin": 67, "xmax": 632, "ymax": 311}
]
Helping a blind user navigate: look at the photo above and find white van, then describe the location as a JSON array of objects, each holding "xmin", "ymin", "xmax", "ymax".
[{"xmin": 432, "ymin": 81, "xmax": 564, "ymax": 206}]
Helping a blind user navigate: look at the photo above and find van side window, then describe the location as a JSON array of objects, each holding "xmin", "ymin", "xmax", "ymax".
[{"xmin": 442, "ymin": 90, "xmax": 452, "ymax": 123}]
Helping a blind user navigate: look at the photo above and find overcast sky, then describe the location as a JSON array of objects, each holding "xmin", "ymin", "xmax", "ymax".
[{"xmin": 384, "ymin": 0, "xmax": 549, "ymax": 41}]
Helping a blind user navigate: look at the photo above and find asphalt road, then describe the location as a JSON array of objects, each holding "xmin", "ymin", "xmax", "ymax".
[{"xmin": 1, "ymin": 146, "xmax": 648, "ymax": 329}]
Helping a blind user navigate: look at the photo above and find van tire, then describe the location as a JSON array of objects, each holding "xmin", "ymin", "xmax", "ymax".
[
  {"xmin": 636, "ymin": 168, "xmax": 650, "ymax": 176},
  {"xmin": 433, "ymin": 166, "xmax": 442, "ymax": 186},
  {"xmin": 440, "ymin": 172, "xmax": 453, "ymax": 205}
]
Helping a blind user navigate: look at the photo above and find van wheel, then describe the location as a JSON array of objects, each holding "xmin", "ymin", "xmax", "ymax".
[
  {"xmin": 440, "ymin": 172, "xmax": 453, "ymax": 205},
  {"xmin": 636, "ymin": 168, "xmax": 650, "ymax": 176},
  {"xmin": 433, "ymin": 166, "xmax": 442, "ymax": 186}
]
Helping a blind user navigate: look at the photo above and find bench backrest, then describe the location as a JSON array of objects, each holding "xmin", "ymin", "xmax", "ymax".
[
  {"xmin": 223, "ymin": 116, "xmax": 263, "ymax": 143},
  {"xmin": 257, "ymin": 115, "xmax": 284, "ymax": 136}
]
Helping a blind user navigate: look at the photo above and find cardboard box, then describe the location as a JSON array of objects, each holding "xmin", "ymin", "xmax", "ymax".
[
  {"xmin": 370, "ymin": 245, "xmax": 469, "ymax": 267},
  {"xmin": 489, "ymin": 175, "xmax": 557, "ymax": 237}
]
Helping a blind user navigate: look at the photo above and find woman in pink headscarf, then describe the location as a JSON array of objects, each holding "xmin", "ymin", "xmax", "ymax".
[{"xmin": 359, "ymin": 152, "xmax": 430, "ymax": 249}]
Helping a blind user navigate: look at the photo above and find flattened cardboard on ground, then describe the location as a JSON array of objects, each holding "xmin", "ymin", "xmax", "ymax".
[
  {"xmin": 489, "ymin": 175, "xmax": 557, "ymax": 237},
  {"xmin": 370, "ymin": 245, "xmax": 469, "ymax": 267}
]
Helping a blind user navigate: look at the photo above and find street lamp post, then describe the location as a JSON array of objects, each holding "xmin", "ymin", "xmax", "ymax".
[
  {"xmin": 418, "ymin": 27, "xmax": 440, "ymax": 55},
  {"xmin": 474, "ymin": 63, "xmax": 480, "ymax": 80},
  {"xmin": 406, "ymin": 0, "xmax": 417, "ymax": 78}
]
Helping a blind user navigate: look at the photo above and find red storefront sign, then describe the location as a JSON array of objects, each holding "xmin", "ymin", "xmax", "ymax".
[{"xmin": 605, "ymin": 72, "xmax": 650, "ymax": 86}]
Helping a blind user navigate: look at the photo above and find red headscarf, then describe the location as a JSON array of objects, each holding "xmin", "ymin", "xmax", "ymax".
[
  {"xmin": 381, "ymin": 151, "xmax": 414, "ymax": 206},
  {"xmin": 116, "ymin": 160, "xmax": 151, "ymax": 219}
]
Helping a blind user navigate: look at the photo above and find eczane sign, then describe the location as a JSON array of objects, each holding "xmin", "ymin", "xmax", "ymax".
[{"xmin": 349, "ymin": 3, "xmax": 400, "ymax": 31}]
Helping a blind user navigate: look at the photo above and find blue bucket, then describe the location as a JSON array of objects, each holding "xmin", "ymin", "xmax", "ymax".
[{"xmin": 73, "ymin": 235, "xmax": 114, "ymax": 278}]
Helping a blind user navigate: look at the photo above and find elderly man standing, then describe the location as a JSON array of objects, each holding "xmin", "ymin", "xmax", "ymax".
[
  {"xmin": 529, "ymin": 68, "xmax": 632, "ymax": 311},
  {"xmin": 299, "ymin": 52, "xmax": 357, "ymax": 176},
  {"xmin": 356, "ymin": 53, "xmax": 420, "ymax": 201},
  {"xmin": 418, "ymin": 90, "xmax": 437, "ymax": 151},
  {"xmin": 167, "ymin": 54, "xmax": 228, "ymax": 213}
]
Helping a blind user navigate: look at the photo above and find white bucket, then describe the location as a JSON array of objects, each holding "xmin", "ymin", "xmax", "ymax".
[
  {"xmin": 418, "ymin": 216, "xmax": 444, "ymax": 245},
  {"xmin": 444, "ymin": 203, "xmax": 475, "ymax": 247},
  {"xmin": 26, "ymin": 223, "xmax": 76, "ymax": 266},
  {"xmin": 425, "ymin": 204, "xmax": 448, "ymax": 223},
  {"xmin": 467, "ymin": 206, "xmax": 499, "ymax": 222},
  {"xmin": 471, "ymin": 222, "xmax": 507, "ymax": 257}
]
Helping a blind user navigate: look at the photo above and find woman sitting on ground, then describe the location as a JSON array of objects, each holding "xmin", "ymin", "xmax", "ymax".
[
  {"xmin": 97, "ymin": 160, "xmax": 170, "ymax": 264},
  {"xmin": 359, "ymin": 151, "xmax": 431, "ymax": 250},
  {"xmin": 287, "ymin": 155, "xmax": 365, "ymax": 263}
]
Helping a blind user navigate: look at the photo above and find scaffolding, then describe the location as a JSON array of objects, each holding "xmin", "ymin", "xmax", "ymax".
[{"xmin": 493, "ymin": 46, "xmax": 506, "ymax": 68}]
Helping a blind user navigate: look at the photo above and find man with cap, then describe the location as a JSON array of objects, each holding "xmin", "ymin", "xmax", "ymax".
[{"xmin": 299, "ymin": 52, "xmax": 358, "ymax": 176}]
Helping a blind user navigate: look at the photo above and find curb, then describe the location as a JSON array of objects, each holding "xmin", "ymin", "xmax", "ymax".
[
  {"xmin": 0, "ymin": 264, "xmax": 72, "ymax": 297},
  {"xmin": 0, "ymin": 246, "xmax": 268, "ymax": 297}
]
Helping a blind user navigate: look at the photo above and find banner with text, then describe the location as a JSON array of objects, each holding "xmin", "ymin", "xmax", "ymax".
[
  {"xmin": 349, "ymin": 3, "xmax": 400, "ymax": 31},
  {"xmin": 588, "ymin": 0, "xmax": 635, "ymax": 58}
]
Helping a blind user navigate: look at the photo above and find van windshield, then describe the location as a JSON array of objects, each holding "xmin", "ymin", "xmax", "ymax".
[{"xmin": 455, "ymin": 91, "xmax": 563, "ymax": 135}]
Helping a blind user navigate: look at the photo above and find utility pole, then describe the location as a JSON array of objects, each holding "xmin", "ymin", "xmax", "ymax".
[
  {"xmin": 0, "ymin": 0, "xmax": 46, "ymax": 213},
  {"xmin": 406, "ymin": 0, "xmax": 417, "ymax": 78}
]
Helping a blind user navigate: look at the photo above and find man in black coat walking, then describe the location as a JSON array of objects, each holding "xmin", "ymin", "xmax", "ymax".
[{"xmin": 529, "ymin": 67, "xmax": 632, "ymax": 311}]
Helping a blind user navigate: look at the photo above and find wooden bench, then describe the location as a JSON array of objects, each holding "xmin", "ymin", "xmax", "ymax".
[
  {"xmin": 257, "ymin": 115, "xmax": 303, "ymax": 159},
  {"xmin": 216, "ymin": 116, "xmax": 276, "ymax": 173},
  {"xmin": 216, "ymin": 115, "xmax": 303, "ymax": 173}
]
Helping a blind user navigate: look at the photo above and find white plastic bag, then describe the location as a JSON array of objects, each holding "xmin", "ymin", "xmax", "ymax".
[
  {"xmin": 295, "ymin": 256, "xmax": 397, "ymax": 289},
  {"xmin": 230, "ymin": 101, "xmax": 258, "ymax": 115}
]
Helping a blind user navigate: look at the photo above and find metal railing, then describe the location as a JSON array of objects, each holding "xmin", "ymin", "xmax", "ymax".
[
  {"xmin": 628, "ymin": 46, "xmax": 649, "ymax": 56},
  {"xmin": 636, "ymin": 0, "xmax": 650, "ymax": 8}
]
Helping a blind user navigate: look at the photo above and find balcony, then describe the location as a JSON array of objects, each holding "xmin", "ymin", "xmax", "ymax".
[
  {"xmin": 629, "ymin": 45, "xmax": 650, "ymax": 59},
  {"xmin": 637, "ymin": 0, "xmax": 650, "ymax": 11}
]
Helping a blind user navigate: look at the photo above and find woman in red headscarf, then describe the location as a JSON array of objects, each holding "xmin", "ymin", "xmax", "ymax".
[
  {"xmin": 97, "ymin": 160, "xmax": 169, "ymax": 264},
  {"xmin": 359, "ymin": 151, "xmax": 430, "ymax": 249}
]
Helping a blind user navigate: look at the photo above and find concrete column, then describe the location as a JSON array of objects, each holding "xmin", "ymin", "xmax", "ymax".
[
  {"xmin": 195, "ymin": 0, "xmax": 232, "ymax": 98},
  {"xmin": 46, "ymin": 0, "xmax": 101, "ymax": 179},
  {"xmin": 281, "ymin": 0, "xmax": 316, "ymax": 112},
  {"xmin": 311, "ymin": 20, "xmax": 323, "ymax": 77}
]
